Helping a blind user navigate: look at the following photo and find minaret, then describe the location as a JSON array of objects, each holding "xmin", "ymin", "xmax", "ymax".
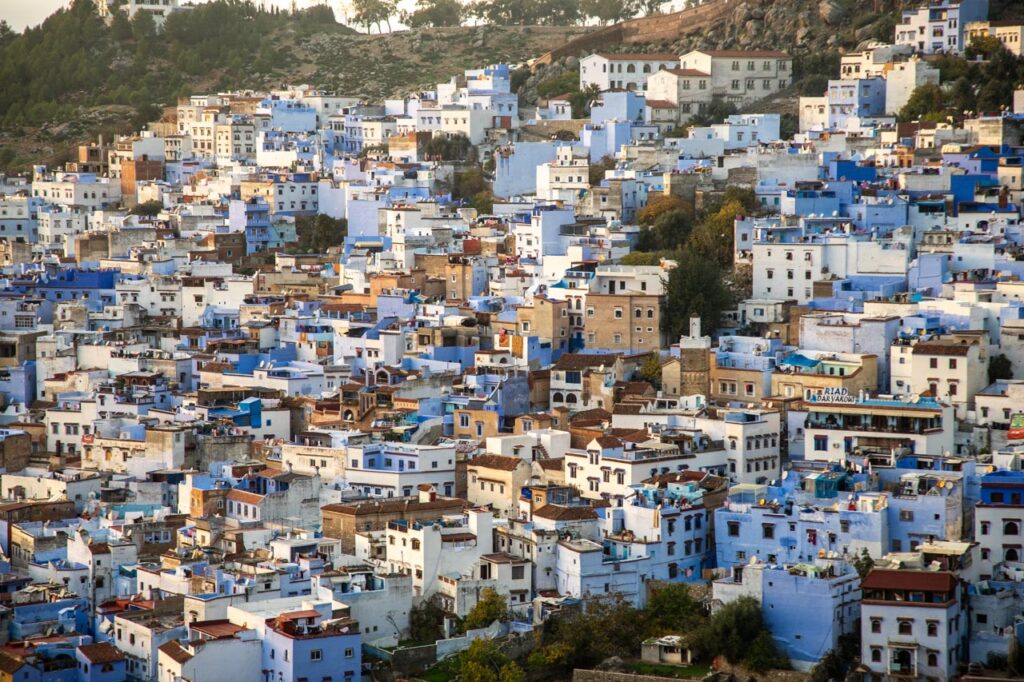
[{"xmin": 679, "ymin": 316, "xmax": 711, "ymax": 397}]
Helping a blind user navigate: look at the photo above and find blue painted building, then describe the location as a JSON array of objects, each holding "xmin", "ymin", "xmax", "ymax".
[{"xmin": 262, "ymin": 609, "xmax": 361, "ymax": 682}]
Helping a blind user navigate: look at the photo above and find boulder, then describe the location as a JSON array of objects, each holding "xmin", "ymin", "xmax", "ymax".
[{"xmin": 819, "ymin": 0, "xmax": 844, "ymax": 25}]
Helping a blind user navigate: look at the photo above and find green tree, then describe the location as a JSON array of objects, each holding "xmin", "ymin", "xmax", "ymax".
[
  {"xmin": 467, "ymin": 191, "xmax": 494, "ymax": 215},
  {"xmin": 110, "ymin": 10, "xmax": 132, "ymax": 41},
  {"xmin": 409, "ymin": 594, "xmax": 446, "ymax": 643},
  {"xmin": 662, "ymin": 247, "xmax": 733, "ymax": 340},
  {"xmin": 458, "ymin": 639, "xmax": 524, "ymax": 682},
  {"xmin": 129, "ymin": 199, "xmax": 163, "ymax": 217},
  {"xmin": 989, "ymin": 353, "xmax": 1014, "ymax": 384},
  {"xmin": 853, "ymin": 548, "xmax": 875, "ymax": 579},
  {"xmin": 899, "ymin": 83, "xmax": 948, "ymax": 122},
  {"xmin": 637, "ymin": 208, "xmax": 692, "ymax": 252},
  {"xmin": 463, "ymin": 588, "xmax": 509, "ymax": 630},
  {"xmin": 643, "ymin": 582, "xmax": 702, "ymax": 636},
  {"xmin": 693, "ymin": 597, "xmax": 787, "ymax": 671},
  {"xmin": 637, "ymin": 194, "xmax": 691, "ymax": 227},
  {"xmin": 296, "ymin": 214, "xmax": 348, "ymax": 253},
  {"xmin": 636, "ymin": 353, "xmax": 663, "ymax": 387},
  {"xmin": 405, "ymin": 0, "xmax": 463, "ymax": 27}
]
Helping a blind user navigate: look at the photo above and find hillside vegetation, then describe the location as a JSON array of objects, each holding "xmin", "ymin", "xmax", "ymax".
[{"xmin": 0, "ymin": 0, "xmax": 588, "ymax": 171}]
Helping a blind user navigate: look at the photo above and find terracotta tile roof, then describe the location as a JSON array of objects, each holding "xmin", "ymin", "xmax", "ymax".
[
  {"xmin": 158, "ymin": 641, "xmax": 192, "ymax": 665},
  {"xmin": 861, "ymin": 569, "xmax": 957, "ymax": 592},
  {"xmin": 645, "ymin": 99, "xmax": 677, "ymax": 109},
  {"xmin": 553, "ymin": 353, "xmax": 620, "ymax": 371},
  {"xmin": 663, "ymin": 68, "xmax": 711, "ymax": 77},
  {"xmin": 226, "ymin": 489, "xmax": 264, "ymax": 505},
  {"xmin": 571, "ymin": 407, "xmax": 612, "ymax": 422},
  {"xmin": 468, "ymin": 454, "xmax": 526, "ymax": 472},
  {"xmin": 78, "ymin": 642, "xmax": 125, "ymax": 664},
  {"xmin": 537, "ymin": 457, "xmax": 564, "ymax": 471},
  {"xmin": 594, "ymin": 52, "xmax": 679, "ymax": 61},
  {"xmin": 594, "ymin": 436, "xmax": 622, "ymax": 448},
  {"xmin": 700, "ymin": 49, "xmax": 789, "ymax": 58},
  {"xmin": 533, "ymin": 504, "xmax": 597, "ymax": 521},
  {"xmin": 912, "ymin": 342, "xmax": 972, "ymax": 356}
]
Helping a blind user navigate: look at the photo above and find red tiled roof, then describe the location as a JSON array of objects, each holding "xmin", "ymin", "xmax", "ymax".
[
  {"xmin": 700, "ymin": 49, "xmax": 789, "ymax": 58},
  {"xmin": 663, "ymin": 68, "xmax": 711, "ymax": 77},
  {"xmin": 468, "ymin": 454, "xmax": 526, "ymax": 472},
  {"xmin": 533, "ymin": 504, "xmax": 597, "ymax": 521},
  {"xmin": 78, "ymin": 642, "xmax": 125, "ymax": 664},
  {"xmin": 861, "ymin": 569, "xmax": 957, "ymax": 592},
  {"xmin": 594, "ymin": 52, "xmax": 679, "ymax": 61}
]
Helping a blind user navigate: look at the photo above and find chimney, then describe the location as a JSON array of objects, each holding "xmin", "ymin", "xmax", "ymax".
[{"xmin": 689, "ymin": 316, "xmax": 701, "ymax": 339}]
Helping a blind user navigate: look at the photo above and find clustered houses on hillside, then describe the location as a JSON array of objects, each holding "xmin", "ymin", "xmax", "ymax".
[{"xmin": 1, "ymin": 0, "xmax": 1024, "ymax": 678}]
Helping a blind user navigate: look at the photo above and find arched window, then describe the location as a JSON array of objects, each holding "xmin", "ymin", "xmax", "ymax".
[
  {"xmin": 1005, "ymin": 521, "xmax": 1020, "ymax": 536},
  {"xmin": 927, "ymin": 653, "xmax": 938, "ymax": 667},
  {"xmin": 626, "ymin": 64, "xmax": 636, "ymax": 73},
  {"xmin": 1006, "ymin": 548, "xmax": 1020, "ymax": 562},
  {"xmin": 642, "ymin": 64, "xmax": 652, "ymax": 73},
  {"xmin": 898, "ymin": 620, "xmax": 913, "ymax": 635},
  {"xmin": 552, "ymin": 392, "xmax": 564, "ymax": 403},
  {"xmin": 566, "ymin": 393, "xmax": 578, "ymax": 404}
]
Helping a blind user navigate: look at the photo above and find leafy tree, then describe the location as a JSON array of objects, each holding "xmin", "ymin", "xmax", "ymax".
[
  {"xmin": 637, "ymin": 195, "xmax": 691, "ymax": 227},
  {"xmin": 662, "ymin": 247, "xmax": 733, "ymax": 340},
  {"xmin": 589, "ymin": 155, "xmax": 616, "ymax": 186},
  {"xmin": 643, "ymin": 582, "xmax": 702, "ymax": 635},
  {"xmin": 409, "ymin": 594, "xmax": 446, "ymax": 643},
  {"xmin": 619, "ymin": 250, "xmax": 672, "ymax": 266},
  {"xmin": 966, "ymin": 34, "xmax": 1005, "ymax": 59},
  {"xmin": 687, "ymin": 200, "xmax": 740, "ymax": 265},
  {"xmin": 130, "ymin": 9, "xmax": 156, "ymax": 44},
  {"xmin": 458, "ymin": 639, "xmax": 524, "ymax": 682},
  {"xmin": 531, "ymin": 596, "xmax": 643, "ymax": 675},
  {"xmin": 583, "ymin": 0, "xmax": 634, "ymax": 24},
  {"xmin": 692, "ymin": 597, "xmax": 787, "ymax": 671},
  {"xmin": 989, "ymin": 353, "xmax": 1014, "ymax": 384},
  {"xmin": 129, "ymin": 200, "xmax": 164, "ymax": 217},
  {"xmin": 405, "ymin": 0, "xmax": 463, "ymax": 27},
  {"xmin": 637, "ymin": 208, "xmax": 692, "ymax": 252},
  {"xmin": 111, "ymin": 10, "xmax": 133, "ymax": 42},
  {"xmin": 453, "ymin": 166, "xmax": 488, "ymax": 200},
  {"xmin": 853, "ymin": 547, "xmax": 875, "ymax": 579},
  {"xmin": 899, "ymin": 83, "xmax": 948, "ymax": 122},
  {"xmin": 295, "ymin": 214, "xmax": 348, "ymax": 253},
  {"xmin": 426, "ymin": 134, "xmax": 473, "ymax": 161},
  {"xmin": 636, "ymin": 353, "xmax": 663, "ymax": 387},
  {"xmin": 463, "ymin": 588, "xmax": 508, "ymax": 630},
  {"xmin": 689, "ymin": 97, "xmax": 738, "ymax": 126},
  {"xmin": 467, "ymin": 191, "xmax": 495, "ymax": 215}
]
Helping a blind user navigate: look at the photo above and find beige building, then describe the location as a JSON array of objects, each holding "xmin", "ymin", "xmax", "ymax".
[
  {"xmin": 647, "ymin": 50, "xmax": 791, "ymax": 121},
  {"xmin": 890, "ymin": 333, "xmax": 989, "ymax": 419},
  {"xmin": 771, "ymin": 351, "xmax": 879, "ymax": 401},
  {"xmin": 466, "ymin": 454, "xmax": 533, "ymax": 517},
  {"xmin": 966, "ymin": 21, "xmax": 1024, "ymax": 56},
  {"xmin": 583, "ymin": 293, "xmax": 664, "ymax": 352}
]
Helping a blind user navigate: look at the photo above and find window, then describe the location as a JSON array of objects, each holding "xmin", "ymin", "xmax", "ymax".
[
  {"xmin": 899, "ymin": 510, "xmax": 914, "ymax": 522},
  {"xmin": 871, "ymin": 618, "xmax": 881, "ymax": 633},
  {"xmin": 871, "ymin": 648, "xmax": 881, "ymax": 663},
  {"xmin": 344, "ymin": 648, "xmax": 355, "ymax": 658},
  {"xmin": 929, "ymin": 357, "xmax": 938, "ymax": 369},
  {"xmin": 762, "ymin": 524, "xmax": 775, "ymax": 539},
  {"xmin": 311, "ymin": 650, "xmax": 322, "ymax": 661},
  {"xmin": 727, "ymin": 521, "xmax": 740, "ymax": 537},
  {"xmin": 898, "ymin": 619, "xmax": 913, "ymax": 635},
  {"xmin": 927, "ymin": 621, "xmax": 938, "ymax": 637}
]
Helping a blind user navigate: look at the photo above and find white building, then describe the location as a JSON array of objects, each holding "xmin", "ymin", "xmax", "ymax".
[{"xmin": 860, "ymin": 569, "xmax": 966, "ymax": 679}]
